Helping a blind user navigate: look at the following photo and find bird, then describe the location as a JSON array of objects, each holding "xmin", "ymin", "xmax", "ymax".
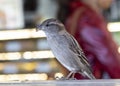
[{"xmin": 36, "ymin": 18, "xmax": 95, "ymax": 80}]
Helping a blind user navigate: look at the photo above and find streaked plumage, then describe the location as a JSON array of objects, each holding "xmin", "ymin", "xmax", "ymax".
[{"xmin": 36, "ymin": 18, "xmax": 95, "ymax": 79}]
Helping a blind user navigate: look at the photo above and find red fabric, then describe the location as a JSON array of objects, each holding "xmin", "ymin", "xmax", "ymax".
[{"xmin": 65, "ymin": 1, "xmax": 120, "ymax": 79}]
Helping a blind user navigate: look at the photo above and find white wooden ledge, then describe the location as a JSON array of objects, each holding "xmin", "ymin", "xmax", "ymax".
[{"xmin": 0, "ymin": 79, "xmax": 119, "ymax": 86}]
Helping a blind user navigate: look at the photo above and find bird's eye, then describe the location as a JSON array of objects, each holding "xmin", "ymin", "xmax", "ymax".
[
  {"xmin": 46, "ymin": 24, "xmax": 49, "ymax": 27},
  {"xmin": 46, "ymin": 23, "xmax": 54, "ymax": 27}
]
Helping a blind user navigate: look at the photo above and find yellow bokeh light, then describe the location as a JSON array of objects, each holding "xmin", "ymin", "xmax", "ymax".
[
  {"xmin": 0, "ymin": 73, "xmax": 48, "ymax": 81},
  {"xmin": 20, "ymin": 62, "xmax": 37, "ymax": 71},
  {"xmin": 108, "ymin": 22, "xmax": 120, "ymax": 32},
  {"xmin": 4, "ymin": 52, "xmax": 21, "ymax": 60},
  {"xmin": 0, "ymin": 28, "xmax": 46, "ymax": 40},
  {"xmin": 118, "ymin": 47, "xmax": 120, "ymax": 53},
  {"xmin": 23, "ymin": 51, "xmax": 33, "ymax": 59}
]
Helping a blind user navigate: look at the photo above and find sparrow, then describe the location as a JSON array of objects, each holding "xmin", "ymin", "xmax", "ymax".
[{"xmin": 36, "ymin": 18, "xmax": 95, "ymax": 79}]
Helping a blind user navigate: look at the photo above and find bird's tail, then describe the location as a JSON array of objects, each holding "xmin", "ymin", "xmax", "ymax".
[
  {"xmin": 81, "ymin": 71, "xmax": 96, "ymax": 79},
  {"xmin": 86, "ymin": 73, "xmax": 96, "ymax": 79}
]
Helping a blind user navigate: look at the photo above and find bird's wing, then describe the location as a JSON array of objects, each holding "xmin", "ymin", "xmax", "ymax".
[{"xmin": 64, "ymin": 33, "xmax": 92, "ymax": 71}]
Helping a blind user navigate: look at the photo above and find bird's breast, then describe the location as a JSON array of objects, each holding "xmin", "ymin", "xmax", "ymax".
[{"xmin": 46, "ymin": 36, "xmax": 82, "ymax": 71}]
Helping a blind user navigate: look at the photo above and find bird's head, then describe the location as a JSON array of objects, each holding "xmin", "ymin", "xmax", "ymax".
[{"xmin": 36, "ymin": 18, "xmax": 65, "ymax": 34}]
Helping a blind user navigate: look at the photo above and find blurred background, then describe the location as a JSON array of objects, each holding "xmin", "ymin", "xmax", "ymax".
[{"xmin": 0, "ymin": 0, "xmax": 120, "ymax": 81}]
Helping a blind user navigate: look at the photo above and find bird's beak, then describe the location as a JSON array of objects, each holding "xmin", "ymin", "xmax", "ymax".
[{"xmin": 36, "ymin": 24, "xmax": 42, "ymax": 32}]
